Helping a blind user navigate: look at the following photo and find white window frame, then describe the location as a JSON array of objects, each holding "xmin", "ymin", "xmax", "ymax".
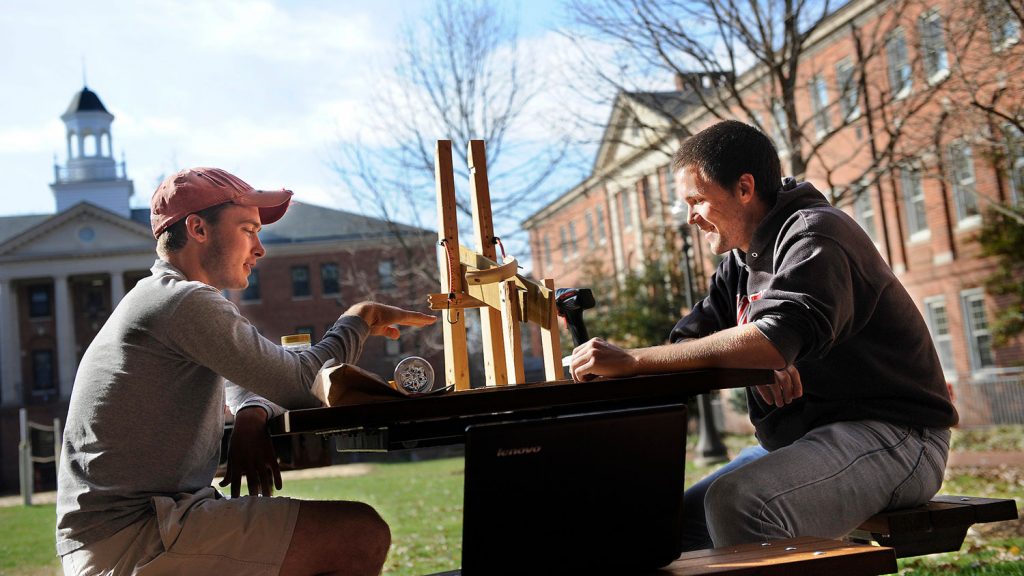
[
  {"xmin": 919, "ymin": 9, "xmax": 950, "ymax": 84},
  {"xmin": 771, "ymin": 100, "xmax": 789, "ymax": 153},
  {"xmin": 585, "ymin": 211, "xmax": 596, "ymax": 249},
  {"xmin": 835, "ymin": 59, "xmax": 861, "ymax": 121},
  {"xmin": 559, "ymin": 226, "xmax": 569, "ymax": 263},
  {"xmin": 886, "ymin": 28, "xmax": 913, "ymax": 100},
  {"xmin": 568, "ymin": 220, "xmax": 579, "ymax": 257},
  {"xmin": 901, "ymin": 165, "xmax": 930, "ymax": 241},
  {"xmin": 854, "ymin": 189, "xmax": 877, "ymax": 241},
  {"xmin": 948, "ymin": 141, "xmax": 981, "ymax": 227},
  {"xmin": 810, "ymin": 74, "xmax": 831, "ymax": 138},
  {"xmin": 923, "ymin": 295, "xmax": 956, "ymax": 380},
  {"xmin": 595, "ymin": 205, "xmax": 607, "ymax": 244},
  {"xmin": 960, "ymin": 288, "xmax": 996, "ymax": 373},
  {"xmin": 377, "ymin": 260, "xmax": 395, "ymax": 290},
  {"xmin": 987, "ymin": 0, "xmax": 1021, "ymax": 52}
]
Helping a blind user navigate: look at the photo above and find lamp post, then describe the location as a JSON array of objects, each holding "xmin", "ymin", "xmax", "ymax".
[{"xmin": 671, "ymin": 202, "xmax": 728, "ymax": 466}]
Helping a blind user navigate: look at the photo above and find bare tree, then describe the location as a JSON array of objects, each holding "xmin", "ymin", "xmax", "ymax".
[{"xmin": 334, "ymin": 0, "xmax": 571, "ymax": 258}]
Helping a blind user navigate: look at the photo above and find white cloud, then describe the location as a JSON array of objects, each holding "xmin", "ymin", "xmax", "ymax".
[{"xmin": 0, "ymin": 120, "xmax": 65, "ymax": 154}]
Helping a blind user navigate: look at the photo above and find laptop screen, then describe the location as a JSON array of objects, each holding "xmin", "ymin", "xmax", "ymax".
[{"xmin": 460, "ymin": 404, "xmax": 688, "ymax": 574}]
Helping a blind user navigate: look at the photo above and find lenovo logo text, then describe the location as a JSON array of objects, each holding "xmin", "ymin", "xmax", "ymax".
[{"xmin": 496, "ymin": 446, "xmax": 543, "ymax": 457}]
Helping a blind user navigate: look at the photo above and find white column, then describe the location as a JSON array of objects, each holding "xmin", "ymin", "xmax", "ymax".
[
  {"xmin": 54, "ymin": 276, "xmax": 77, "ymax": 400},
  {"xmin": 109, "ymin": 271, "xmax": 125, "ymax": 307},
  {"xmin": 0, "ymin": 279, "xmax": 21, "ymax": 407}
]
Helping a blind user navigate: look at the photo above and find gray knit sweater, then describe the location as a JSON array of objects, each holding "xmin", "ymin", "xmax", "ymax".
[{"xmin": 56, "ymin": 259, "xmax": 368, "ymax": 555}]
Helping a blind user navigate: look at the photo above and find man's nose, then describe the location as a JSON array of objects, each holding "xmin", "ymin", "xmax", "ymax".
[
  {"xmin": 253, "ymin": 235, "xmax": 265, "ymax": 258},
  {"xmin": 687, "ymin": 205, "xmax": 697, "ymax": 225}
]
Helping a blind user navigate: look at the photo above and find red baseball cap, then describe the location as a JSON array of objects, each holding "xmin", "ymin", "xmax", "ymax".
[{"xmin": 150, "ymin": 167, "xmax": 293, "ymax": 237}]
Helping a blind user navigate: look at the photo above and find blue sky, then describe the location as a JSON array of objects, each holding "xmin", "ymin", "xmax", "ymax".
[{"xmin": 0, "ymin": 0, "xmax": 593, "ymax": 225}]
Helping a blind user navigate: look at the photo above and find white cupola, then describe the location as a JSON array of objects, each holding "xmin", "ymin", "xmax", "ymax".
[{"xmin": 50, "ymin": 86, "xmax": 134, "ymax": 217}]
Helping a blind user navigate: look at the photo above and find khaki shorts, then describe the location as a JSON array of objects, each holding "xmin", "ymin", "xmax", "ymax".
[{"xmin": 61, "ymin": 487, "xmax": 301, "ymax": 576}]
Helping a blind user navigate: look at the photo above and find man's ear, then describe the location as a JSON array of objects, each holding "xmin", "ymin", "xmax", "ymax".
[
  {"xmin": 184, "ymin": 214, "xmax": 209, "ymax": 244},
  {"xmin": 736, "ymin": 173, "xmax": 757, "ymax": 205}
]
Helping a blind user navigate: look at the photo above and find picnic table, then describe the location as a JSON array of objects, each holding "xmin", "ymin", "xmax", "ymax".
[{"xmin": 267, "ymin": 369, "xmax": 1018, "ymax": 575}]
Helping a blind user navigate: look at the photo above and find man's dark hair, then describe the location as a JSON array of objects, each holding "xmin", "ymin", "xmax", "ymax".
[
  {"xmin": 672, "ymin": 120, "xmax": 783, "ymax": 206},
  {"xmin": 156, "ymin": 203, "xmax": 232, "ymax": 255}
]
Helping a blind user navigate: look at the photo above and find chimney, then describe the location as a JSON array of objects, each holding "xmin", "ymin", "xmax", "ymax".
[{"xmin": 674, "ymin": 72, "xmax": 686, "ymax": 92}]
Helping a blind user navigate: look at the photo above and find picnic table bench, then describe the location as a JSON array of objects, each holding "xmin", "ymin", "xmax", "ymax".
[{"xmin": 661, "ymin": 495, "xmax": 1018, "ymax": 575}]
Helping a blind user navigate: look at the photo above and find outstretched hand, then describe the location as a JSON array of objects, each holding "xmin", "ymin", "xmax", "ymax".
[
  {"xmin": 219, "ymin": 407, "xmax": 282, "ymax": 498},
  {"xmin": 344, "ymin": 302, "xmax": 437, "ymax": 339}
]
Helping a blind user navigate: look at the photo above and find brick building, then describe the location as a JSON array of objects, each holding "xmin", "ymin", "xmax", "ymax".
[
  {"xmin": 523, "ymin": 0, "xmax": 1024, "ymax": 426},
  {"xmin": 0, "ymin": 86, "xmax": 441, "ymax": 494}
]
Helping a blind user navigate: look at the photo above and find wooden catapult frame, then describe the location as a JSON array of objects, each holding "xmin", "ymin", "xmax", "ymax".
[{"xmin": 428, "ymin": 140, "xmax": 563, "ymax": 391}]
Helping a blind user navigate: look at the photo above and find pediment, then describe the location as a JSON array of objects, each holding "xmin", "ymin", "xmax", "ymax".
[
  {"xmin": 593, "ymin": 93, "xmax": 681, "ymax": 173},
  {"xmin": 0, "ymin": 202, "xmax": 154, "ymax": 260}
]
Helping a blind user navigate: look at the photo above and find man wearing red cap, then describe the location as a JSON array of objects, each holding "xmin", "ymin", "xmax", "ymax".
[{"xmin": 56, "ymin": 168, "xmax": 436, "ymax": 575}]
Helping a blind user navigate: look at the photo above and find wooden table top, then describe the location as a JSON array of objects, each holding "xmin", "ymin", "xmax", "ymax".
[{"xmin": 269, "ymin": 368, "xmax": 771, "ymax": 447}]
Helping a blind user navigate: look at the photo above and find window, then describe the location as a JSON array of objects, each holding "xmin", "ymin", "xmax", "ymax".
[
  {"xmin": 987, "ymin": 0, "xmax": 1021, "ymax": 50},
  {"xmin": 918, "ymin": 10, "xmax": 949, "ymax": 82},
  {"xmin": 961, "ymin": 290, "xmax": 995, "ymax": 371},
  {"xmin": 568, "ymin": 221, "xmax": 579, "ymax": 257},
  {"xmin": 948, "ymin": 142, "xmax": 980, "ymax": 223},
  {"xmin": 620, "ymin": 191, "xmax": 633, "ymax": 229},
  {"xmin": 560, "ymin": 226, "xmax": 569, "ymax": 263},
  {"xmin": 241, "ymin": 269, "xmax": 260, "ymax": 301},
  {"xmin": 1004, "ymin": 124, "xmax": 1024, "ymax": 204},
  {"xmin": 585, "ymin": 212, "xmax": 596, "ymax": 249},
  {"xmin": 854, "ymin": 190, "xmax": 877, "ymax": 241},
  {"xmin": 28, "ymin": 285, "xmax": 52, "ymax": 318},
  {"xmin": 662, "ymin": 166, "xmax": 676, "ymax": 205},
  {"xmin": 321, "ymin": 263, "xmax": 340, "ymax": 296},
  {"xmin": 31, "ymin": 350, "xmax": 56, "ymax": 395},
  {"xmin": 771, "ymin": 101, "xmax": 789, "ymax": 152},
  {"xmin": 835, "ymin": 60, "xmax": 861, "ymax": 121},
  {"xmin": 291, "ymin": 266, "xmax": 311, "ymax": 298},
  {"xmin": 901, "ymin": 166, "xmax": 929, "ymax": 237},
  {"xmin": 886, "ymin": 29, "xmax": 912, "ymax": 99},
  {"xmin": 924, "ymin": 297, "xmax": 955, "ymax": 374},
  {"xmin": 810, "ymin": 75, "xmax": 830, "ymax": 137},
  {"xmin": 543, "ymin": 235, "xmax": 552, "ymax": 267},
  {"xmin": 595, "ymin": 205, "xmax": 606, "ymax": 243},
  {"xmin": 378, "ymin": 260, "xmax": 395, "ymax": 289}
]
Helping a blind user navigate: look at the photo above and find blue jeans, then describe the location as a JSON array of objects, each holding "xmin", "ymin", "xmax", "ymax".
[{"xmin": 681, "ymin": 420, "xmax": 950, "ymax": 550}]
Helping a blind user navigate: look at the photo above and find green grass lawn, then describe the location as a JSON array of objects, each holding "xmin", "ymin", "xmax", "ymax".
[{"xmin": 2, "ymin": 429, "xmax": 1021, "ymax": 575}]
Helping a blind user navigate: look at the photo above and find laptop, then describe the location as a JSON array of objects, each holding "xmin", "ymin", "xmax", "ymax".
[{"xmin": 444, "ymin": 404, "xmax": 688, "ymax": 575}]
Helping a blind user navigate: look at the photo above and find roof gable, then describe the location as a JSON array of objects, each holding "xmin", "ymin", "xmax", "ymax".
[
  {"xmin": 593, "ymin": 91, "xmax": 695, "ymax": 173},
  {"xmin": 0, "ymin": 202, "xmax": 153, "ymax": 261}
]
